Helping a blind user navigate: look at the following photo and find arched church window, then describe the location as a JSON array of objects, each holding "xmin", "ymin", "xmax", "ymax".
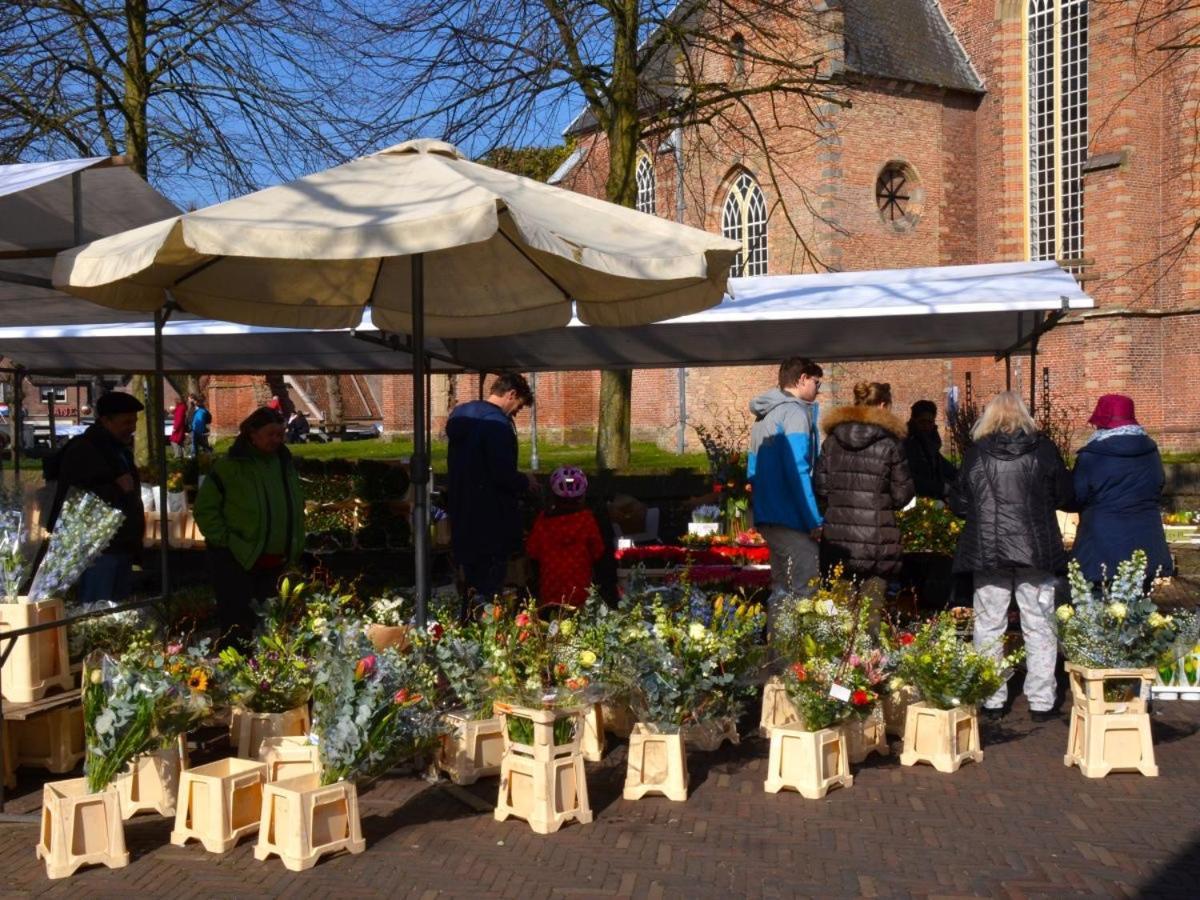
[
  {"xmin": 635, "ymin": 153, "xmax": 656, "ymax": 215},
  {"xmin": 722, "ymin": 172, "xmax": 768, "ymax": 277}
]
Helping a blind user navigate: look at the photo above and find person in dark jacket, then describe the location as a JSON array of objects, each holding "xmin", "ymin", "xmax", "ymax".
[
  {"xmin": 446, "ymin": 373, "xmax": 536, "ymax": 618},
  {"xmin": 48, "ymin": 391, "xmax": 146, "ymax": 603},
  {"xmin": 1071, "ymin": 394, "xmax": 1172, "ymax": 585},
  {"xmin": 904, "ymin": 400, "xmax": 958, "ymax": 500},
  {"xmin": 950, "ymin": 391, "xmax": 1074, "ymax": 721},
  {"xmin": 814, "ymin": 381, "xmax": 915, "ymax": 624},
  {"xmin": 194, "ymin": 408, "xmax": 305, "ymax": 648}
]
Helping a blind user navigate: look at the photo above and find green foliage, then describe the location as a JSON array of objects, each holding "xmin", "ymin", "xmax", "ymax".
[
  {"xmin": 479, "ymin": 143, "xmax": 575, "ymax": 182},
  {"xmin": 896, "ymin": 498, "xmax": 963, "ymax": 556}
]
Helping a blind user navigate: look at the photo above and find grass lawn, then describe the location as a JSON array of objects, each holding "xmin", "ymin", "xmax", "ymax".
[{"xmin": 215, "ymin": 436, "xmax": 709, "ymax": 474}]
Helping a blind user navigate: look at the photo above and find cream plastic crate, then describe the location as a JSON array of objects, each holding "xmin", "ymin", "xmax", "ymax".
[
  {"xmin": 230, "ymin": 705, "xmax": 310, "ymax": 759},
  {"xmin": 259, "ymin": 735, "xmax": 322, "ymax": 783},
  {"xmin": 493, "ymin": 703, "xmax": 592, "ymax": 835},
  {"xmin": 845, "ymin": 706, "xmax": 890, "ymax": 765},
  {"xmin": 115, "ymin": 745, "xmax": 183, "ymax": 818},
  {"xmin": 254, "ymin": 773, "xmax": 365, "ymax": 872},
  {"xmin": 10, "ymin": 704, "xmax": 84, "ymax": 774},
  {"xmin": 0, "ymin": 597, "xmax": 73, "ymax": 703},
  {"xmin": 36, "ymin": 778, "xmax": 129, "ymax": 879},
  {"xmin": 883, "ymin": 685, "xmax": 919, "ymax": 738},
  {"xmin": 759, "ymin": 676, "xmax": 799, "ymax": 737},
  {"xmin": 1065, "ymin": 706, "xmax": 1158, "ymax": 778},
  {"xmin": 680, "ymin": 716, "xmax": 739, "ymax": 752},
  {"xmin": 435, "ymin": 711, "xmax": 503, "ymax": 785},
  {"xmin": 764, "ymin": 724, "xmax": 853, "ymax": 799},
  {"xmin": 899, "ymin": 702, "xmax": 983, "ymax": 773},
  {"xmin": 171, "ymin": 757, "xmax": 268, "ymax": 853},
  {"xmin": 623, "ymin": 724, "xmax": 688, "ymax": 802},
  {"xmin": 1066, "ymin": 663, "xmax": 1156, "ymax": 716},
  {"xmin": 580, "ymin": 703, "xmax": 606, "ymax": 762}
]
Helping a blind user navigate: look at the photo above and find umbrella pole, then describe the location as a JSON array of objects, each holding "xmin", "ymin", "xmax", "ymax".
[
  {"xmin": 11, "ymin": 366, "xmax": 23, "ymax": 486},
  {"xmin": 412, "ymin": 254, "xmax": 429, "ymax": 626},
  {"xmin": 154, "ymin": 306, "xmax": 172, "ymax": 599}
]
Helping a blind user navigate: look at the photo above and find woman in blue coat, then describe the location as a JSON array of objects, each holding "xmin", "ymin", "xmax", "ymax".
[{"xmin": 1071, "ymin": 394, "xmax": 1172, "ymax": 584}]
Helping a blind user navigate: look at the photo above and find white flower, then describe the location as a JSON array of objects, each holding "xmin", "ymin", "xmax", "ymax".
[{"xmin": 687, "ymin": 622, "xmax": 707, "ymax": 641}]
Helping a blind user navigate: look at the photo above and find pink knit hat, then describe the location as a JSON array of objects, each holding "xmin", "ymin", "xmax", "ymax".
[{"xmin": 1088, "ymin": 394, "xmax": 1139, "ymax": 429}]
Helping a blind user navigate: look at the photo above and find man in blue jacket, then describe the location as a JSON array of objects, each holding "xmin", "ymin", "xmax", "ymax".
[
  {"xmin": 748, "ymin": 357, "xmax": 824, "ymax": 628},
  {"xmin": 447, "ymin": 373, "xmax": 536, "ymax": 618}
]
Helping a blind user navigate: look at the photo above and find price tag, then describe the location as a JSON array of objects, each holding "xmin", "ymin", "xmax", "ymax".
[{"xmin": 829, "ymin": 683, "xmax": 852, "ymax": 703}]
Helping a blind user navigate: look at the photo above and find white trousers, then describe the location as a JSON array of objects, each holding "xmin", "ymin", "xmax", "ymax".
[{"xmin": 972, "ymin": 569, "xmax": 1058, "ymax": 712}]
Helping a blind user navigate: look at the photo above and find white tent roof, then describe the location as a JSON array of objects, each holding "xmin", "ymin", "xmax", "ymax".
[
  {"xmin": 0, "ymin": 261, "xmax": 1090, "ymax": 374},
  {"xmin": 0, "ymin": 156, "xmax": 181, "ymax": 328},
  {"xmin": 442, "ymin": 261, "xmax": 1093, "ymax": 370}
]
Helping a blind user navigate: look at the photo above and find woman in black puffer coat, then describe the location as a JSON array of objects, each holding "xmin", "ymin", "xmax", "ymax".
[
  {"xmin": 949, "ymin": 391, "xmax": 1074, "ymax": 721},
  {"xmin": 814, "ymin": 382, "xmax": 915, "ymax": 616}
]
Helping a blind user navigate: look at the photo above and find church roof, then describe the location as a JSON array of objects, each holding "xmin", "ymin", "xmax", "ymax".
[{"xmin": 842, "ymin": 0, "xmax": 984, "ymax": 94}]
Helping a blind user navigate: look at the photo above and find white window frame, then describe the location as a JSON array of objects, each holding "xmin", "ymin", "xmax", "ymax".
[
  {"xmin": 635, "ymin": 153, "xmax": 656, "ymax": 215},
  {"xmin": 1027, "ymin": 0, "xmax": 1088, "ymax": 264},
  {"xmin": 721, "ymin": 172, "xmax": 768, "ymax": 277}
]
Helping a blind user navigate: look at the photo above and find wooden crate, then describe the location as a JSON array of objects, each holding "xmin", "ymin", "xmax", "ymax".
[
  {"xmin": 36, "ymin": 778, "xmax": 129, "ymax": 879},
  {"xmin": 623, "ymin": 724, "xmax": 688, "ymax": 802},
  {"xmin": 899, "ymin": 702, "xmax": 983, "ymax": 773},
  {"xmin": 435, "ymin": 712, "xmax": 503, "ymax": 785},
  {"xmin": 10, "ymin": 704, "xmax": 84, "ymax": 774},
  {"xmin": 114, "ymin": 745, "xmax": 183, "ymax": 818},
  {"xmin": 0, "ymin": 597, "xmax": 73, "ymax": 704},
  {"xmin": 259, "ymin": 735, "xmax": 322, "ymax": 783},
  {"xmin": 763, "ymin": 724, "xmax": 853, "ymax": 799},
  {"xmin": 254, "ymin": 773, "xmax": 365, "ymax": 872},
  {"xmin": 170, "ymin": 757, "xmax": 268, "ymax": 854},
  {"xmin": 493, "ymin": 703, "xmax": 591, "ymax": 835},
  {"xmin": 1065, "ymin": 663, "xmax": 1156, "ymax": 716},
  {"xmin": 229, "ymin": 705, "xmax": 310, "ymax": 759},
  {"xmin": 759, "ymin": 676, "xmax": 799, "ymax": 737},
  {"xmin": 1065, "ymin": 706, "xmax": 1158, "ymax": 778}
]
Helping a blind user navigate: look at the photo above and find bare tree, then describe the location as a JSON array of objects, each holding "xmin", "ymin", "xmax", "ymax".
[
  {"xmin": 0, "ymin": 1, "xmax": 405, "ymax": 201},
  {"xmin": 356, "ymin": 0, "xmax": 846, "ymax": 468}
]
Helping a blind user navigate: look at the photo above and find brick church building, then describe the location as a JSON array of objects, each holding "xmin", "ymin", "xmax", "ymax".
[{"xmin": 213, "ymin": 0, "xmax": 1200, "ymax": 455}]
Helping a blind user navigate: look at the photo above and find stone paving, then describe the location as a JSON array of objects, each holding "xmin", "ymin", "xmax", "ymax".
[{"xmin": 1, "ymin": 695, "xmax": 1198, "ymax": 899}]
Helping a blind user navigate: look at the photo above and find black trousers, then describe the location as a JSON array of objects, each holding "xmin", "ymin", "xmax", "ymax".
[{"xmin": 209, "ymin": 547, "xmax": 283, "ymax": 650}]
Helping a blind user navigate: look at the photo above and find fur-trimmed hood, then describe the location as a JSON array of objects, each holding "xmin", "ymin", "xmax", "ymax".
[{"xmin": 821, "ymin": 405, "xmax": 907, "ymax": 451}]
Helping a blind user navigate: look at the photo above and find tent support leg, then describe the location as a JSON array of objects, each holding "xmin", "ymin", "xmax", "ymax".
[
  {"xmin": 530, "ymin": 373, "xmax": 539, "ymax": 472},
  {"xmin": 12, "ymin": 366, "xmax": 23, "ymax": 484},
  {"xmin": 1029, "ymin": 331, "xmax": 1039, "ymax": 412},
  {"xmin": 1005, "ymin": 354, "xmax": 1012, "ymax": 391},
  {"xmin": 412, "ymin": 254, "xmax": 429, "ymax": 626},
  {"xmin": 154, "ymin": 306, "xmax": 173, "ymax": 599}
]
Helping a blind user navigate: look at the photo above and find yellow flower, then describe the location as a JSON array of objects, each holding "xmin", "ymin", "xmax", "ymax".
[
  {"xmin": 89, "ymin": 669, "xmax": 103, "ymax": 685},
  {"xmin": 1055, "ymin": 605, "xmax": 1074, "ymax": 623},
  {"xmin": 1148, "ymin": 612, "xmax": 1167, "ymax": 629},
  {"xmin": 1107, "ymin": 602, "xmax": 1128, "ymax": 621},
  {"xmin": 187, "ymin": 667, "xmax": 208, "ymax": 693},
  {"xmin": 578, "ymin": 650, "xmax": 597, "ymax": 669}
]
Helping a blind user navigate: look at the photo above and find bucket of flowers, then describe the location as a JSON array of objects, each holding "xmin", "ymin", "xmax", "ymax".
[
  {"xmin": 1058, "ymin": 551, "xmax": 1198, "ymax": 712},
  {"xmin": 254, "ymin": 619, "xmax": 443, "ymax": 871},
  {"xmin": 894, "ymin": 612, "xmax": 1022, "ymax": 773},
  {"xmin": 218, "ymin": 626, "xmax": 315, "ymax": 759}
]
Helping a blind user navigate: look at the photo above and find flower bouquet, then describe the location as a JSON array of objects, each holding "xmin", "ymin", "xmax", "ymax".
[
  {"xmin": 310, "ymin": 620, "xmax": 443, "ymax": 785},
  {"xmin": 691, "ymin": 504, "xmax": 721, "ymax": 524},
  {"xmin": 82, "ymin": 643, "xmax": 215, "ymax": 794},
  {"xmin": 26, "ymin": 491, "xmax": 125, "ymax": 602},
  {"xmin": 217, "ymin": 630, "xmax": 314, "ymax": 715},
  {"xmin": 0, "ymin": 505, "xmax": 29, "ymax": 601},
  {"xmin": 896, "ymin": 498, "xmax": 963, "ymax": 557},
  {"xmin": 893, "ymin": 612, "xmax": 1022, "ymax": 711}
]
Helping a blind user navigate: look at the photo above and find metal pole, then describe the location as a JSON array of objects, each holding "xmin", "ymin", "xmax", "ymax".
[
  {"xmin": 677, "ymin": 369, "xmax": 687, "ymax": 454},
  {"xmin": 45, "ymin": 387, "xmax": 57, "ymax": 451},
  {"xmin": 1004, "ymin": 355, "xmax": 1012, "ymax": 391},
  {"xmin": 154, "ymin": 307, "xmax": 171, "ymax": 598},
  {"xmin": 673, "ymin": 123, "xmax": 688, "ymax": 458},
  {"xmin": 411, "ymin": 254, "xmax": 430, "ymax": 626},
  {"xmin": 530, "ymin": 372, "xmax": 539, "ymax": 472},
  {"xmin": 12, "ymin": 367, "xmax": 23, "ymax": 482}
]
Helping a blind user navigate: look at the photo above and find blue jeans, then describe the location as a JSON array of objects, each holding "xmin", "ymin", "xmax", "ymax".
[{"xmin": 77, "ymin": 552, "xmax": 134, "ymax": 604}]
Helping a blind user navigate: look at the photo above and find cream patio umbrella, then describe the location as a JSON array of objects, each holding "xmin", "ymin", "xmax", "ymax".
[{"xmin": 52, "ymin": 139, "xmax": 739, "ymax": 618}]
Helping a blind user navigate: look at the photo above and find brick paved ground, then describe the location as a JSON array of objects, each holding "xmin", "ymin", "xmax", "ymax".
[{"xmin": 2, "ymin": 694, "xmax": 1198, "ymax": 899}]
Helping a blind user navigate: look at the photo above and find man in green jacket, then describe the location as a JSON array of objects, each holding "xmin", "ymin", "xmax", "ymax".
[{"xmin": 194, "ymin": 408, "xmax": 304, "ymax": 648}]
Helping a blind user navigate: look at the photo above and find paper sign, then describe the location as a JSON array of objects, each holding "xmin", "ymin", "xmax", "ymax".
[{"xmin": 829, "ymin": 683, "xmax": 852, "ymax": 703}]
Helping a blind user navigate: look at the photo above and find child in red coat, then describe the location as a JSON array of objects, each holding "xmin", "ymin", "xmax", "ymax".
[{"xmin": 526, "ymin": 466, "xmax": 604, "ymax": 610}]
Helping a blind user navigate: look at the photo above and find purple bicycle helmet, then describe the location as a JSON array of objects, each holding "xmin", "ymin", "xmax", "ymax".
[{"xmin": 550, "ymin": 465, "xmax": 588, "ymax": 499}]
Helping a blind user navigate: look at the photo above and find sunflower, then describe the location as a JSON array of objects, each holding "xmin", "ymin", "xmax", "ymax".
[{"xmin": 187, "ymin": 667, "xmax": 209, "ymax": 693}]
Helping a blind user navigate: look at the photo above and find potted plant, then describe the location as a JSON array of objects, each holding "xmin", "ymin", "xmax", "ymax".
[
  {"xmin": 1057, "ymin": 552, "xmax": 1198, "ymax": 777},
  {"xmin": 1162, "ymin": 510, "xmax": 1197, "ymax": 543},
  {"xmin": 688, "ymin": 504, "xmax": 721, "ymax": 538},
  {"xmin": 218, "ymin": 633, "xmax": 314, "ymax": 758},
  {"xmin": 2, "ymin": 492, "xmax": 123, "ymax": 703},
  {"xmin": 894, "ymin": 613, "xmax": 1021, "ymax": 773},
  {"xmin": 897, "ymin": 498, "xmax": 963, "ymax": 609}
]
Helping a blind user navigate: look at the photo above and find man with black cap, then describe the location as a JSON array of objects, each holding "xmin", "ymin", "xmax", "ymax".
[{"xmin": 48, "ymin": 391, "xmax": 146, "ymax": 602}]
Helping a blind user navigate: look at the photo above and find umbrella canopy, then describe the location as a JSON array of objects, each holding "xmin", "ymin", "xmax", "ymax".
[{"xmin": 52, "ymin": 139, "xmax": 738, "ymax": 334}]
